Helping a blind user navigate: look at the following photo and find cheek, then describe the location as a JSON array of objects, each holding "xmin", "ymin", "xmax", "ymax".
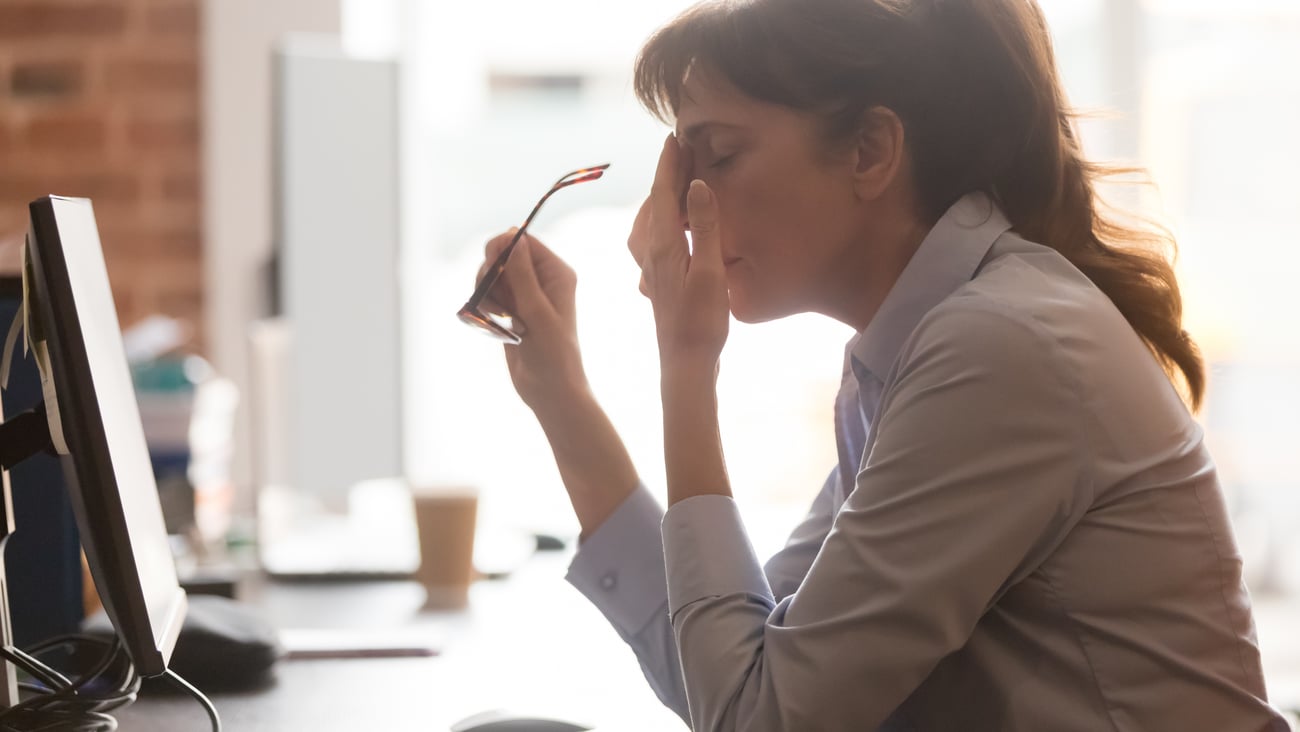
[
  {"xmin": 712, "ymin": 176, "xmax": 805, "ymax": 266},
  {"xmin": 707, "ymin": 175, "xmax": 775, "ymax": 243}
]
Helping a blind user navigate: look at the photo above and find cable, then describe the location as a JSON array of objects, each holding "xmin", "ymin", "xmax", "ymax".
[
  {"xmin": 161, "ymin": 669, "xmax": 220, "ymax": 732},
  {"xmin": 9, "ymin": 636, "xmax": 126, "ymax": 712},
  {"xmin": 0, "ymin": 635, "xmax": 148, "ymax": 732},
  {"xmin": 0, "ymin": 648, "xmax": 70, "ymax": 692},
  {"xmin": 9, "ymin": 708, "xmax": 117, "ymax": 731},
  {"xmin": 0, "ymin": 639, "xmax": 118, "ymax": 730}
]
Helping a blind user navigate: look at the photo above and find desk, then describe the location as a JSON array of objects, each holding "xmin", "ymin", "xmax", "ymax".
[
  {"xmin": 110, "ymin": 549, "xmax": 1300, "ymax": 729},
  {"xmin": 116, "ymin": 552, "xmax": 686, "ymax": 731}
]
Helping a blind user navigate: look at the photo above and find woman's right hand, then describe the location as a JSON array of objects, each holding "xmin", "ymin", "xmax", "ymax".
[
  {"xmin": 475, "ymin": 229, "xmax": 589, "ymax": 416},
  {"xmin": 476, "ymin": 230, "xmax": 640, "ymax": 537}
]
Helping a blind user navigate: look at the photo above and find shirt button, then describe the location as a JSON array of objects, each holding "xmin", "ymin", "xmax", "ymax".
[{"xmin": 600, "ymin": 573, "xmax": 617, "ymax": 590}]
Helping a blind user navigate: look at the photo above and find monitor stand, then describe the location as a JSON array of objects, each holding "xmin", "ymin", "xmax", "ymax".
[{"xmin": 0, "ymin": 399, "xmax": 59, "ymax": 709}]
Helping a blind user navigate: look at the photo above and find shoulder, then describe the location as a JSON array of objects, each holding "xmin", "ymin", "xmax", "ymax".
[
  {"xmin": 905, "ymin": 296, "xmax": 1061, "ymax": 371},
  {"xmin": 897, "ymin": 232, "xmax": 1108, "ymax": 390},
  {"xmin": 892, "ymin": 295, "xmax": 1082, "ymax": 410}
]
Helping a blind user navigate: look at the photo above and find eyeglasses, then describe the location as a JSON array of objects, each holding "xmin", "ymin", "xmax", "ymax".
[{"xmin": 457, "ymin": 164, "xmax": 610, "ymax": 344}]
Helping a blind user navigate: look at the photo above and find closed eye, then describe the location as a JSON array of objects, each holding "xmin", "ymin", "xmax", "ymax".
[{"xmin": 709, "ymin": 152, "xmax": 738, "ymax": 170}]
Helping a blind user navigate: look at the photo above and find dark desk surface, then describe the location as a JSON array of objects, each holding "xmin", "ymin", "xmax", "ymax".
[
  {"xmin": 115, "ymin": 553, "xmax": 683, "ymax": 731},
  {"xmin": 113, "ymin": 554, "xmax": 1300, "ymax": 730}
]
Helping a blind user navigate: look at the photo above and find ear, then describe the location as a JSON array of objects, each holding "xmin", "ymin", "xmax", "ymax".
[{"xmin": 850, "ymin": 106, "xmax": 907, "ymax": 202}]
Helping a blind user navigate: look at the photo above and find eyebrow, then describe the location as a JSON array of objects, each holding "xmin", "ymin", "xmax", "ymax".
[{"xmin": 677, "ymin": 121, "xmax": 747, "ymax": 145}]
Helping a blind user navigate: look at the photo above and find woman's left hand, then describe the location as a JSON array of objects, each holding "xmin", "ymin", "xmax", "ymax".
[{"xmin": 628, "ymin": 134, "xmax": 731, "ymax": 374}]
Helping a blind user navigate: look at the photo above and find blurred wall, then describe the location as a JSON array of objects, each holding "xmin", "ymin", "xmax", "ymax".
[
  {"xmin": 202, "ymin": 0, "xmax": 340, "ymax": 510},
  {"xmin": 0, "ymin": 0, "xmax": 202, "ymax": 344}
]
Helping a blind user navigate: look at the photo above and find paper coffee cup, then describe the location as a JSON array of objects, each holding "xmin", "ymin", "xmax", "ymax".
[{"xmin": 411, "ymin": 485, "xmax": 478, "ymax": 609}]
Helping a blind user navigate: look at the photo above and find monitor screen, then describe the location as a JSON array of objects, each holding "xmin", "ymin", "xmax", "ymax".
[{"xmin": 25, "ymin": 195, "xmax": 187, "ymax": 677}]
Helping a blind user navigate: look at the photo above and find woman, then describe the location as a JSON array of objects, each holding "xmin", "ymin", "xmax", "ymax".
[{"xmin": 474, "ymin": 0, "xmax": 1288, "ymax": 729}]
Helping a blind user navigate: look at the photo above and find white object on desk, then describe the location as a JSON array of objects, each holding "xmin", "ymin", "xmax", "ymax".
[
  {"xmin": 258, "ymin": 477, "xmax": 420, "ymax": 577},
  {"xmin": 450, "ymin": 709, "xmax": 592, "ymax": 732},
  {"xmin": 279, "ymin": 627, "xmax": 440, "ymax": 660}
]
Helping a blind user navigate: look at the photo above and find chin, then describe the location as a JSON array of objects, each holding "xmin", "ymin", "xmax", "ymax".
[{"xmin": 727, "ymin": 288, "xmax": 787, "ymax": 324}]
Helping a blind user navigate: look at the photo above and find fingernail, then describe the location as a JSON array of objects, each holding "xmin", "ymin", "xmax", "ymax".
[{"xmin": 689, "ymin": 179, "xmax": 712, "ymax": 204}]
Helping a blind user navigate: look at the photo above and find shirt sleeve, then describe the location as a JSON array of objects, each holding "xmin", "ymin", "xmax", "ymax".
[
  {"xmin": 763, "ymin": 468, "xmax": 840, "ymax": 603},
  {"xmin": 662, "ymin": 303, "xmax": 1094, "ymax": 732},
  {"xmin": 566, "ymin": 468, "xmax": 842, "ymax": 727},
  {"xmin": 566, "ymin": 484, "xmax": 690, "ymax": 724}
]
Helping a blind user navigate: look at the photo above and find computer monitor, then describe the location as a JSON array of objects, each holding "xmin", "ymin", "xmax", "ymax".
[{"xmin": 14, "ymin": 195, "xmax": 188, "ymax": 678}]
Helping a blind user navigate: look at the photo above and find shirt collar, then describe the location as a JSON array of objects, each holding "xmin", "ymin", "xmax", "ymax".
[{"xmin": 850, "ymin": 192, "xmax": 1012, "ymax": 382}]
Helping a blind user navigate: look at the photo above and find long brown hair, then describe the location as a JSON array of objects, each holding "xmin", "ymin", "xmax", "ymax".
[{"xmin": 635, "ymin": 0, "xmax": 1205, "ymax": 411}]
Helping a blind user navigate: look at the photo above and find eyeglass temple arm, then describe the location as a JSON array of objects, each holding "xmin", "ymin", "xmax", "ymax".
[
  {"xmin": 551, "ymin": 164, "xmax": 609, "ymax": 186},
  {"xmin": 471, "ymin": 166, "xmax": 611, "ymax": 301},
  {"xmin": 467, "ymin": 185, "xmax": 565, "ymax": 303},
  {"xmin": 511, "ymin": 170, "xmax": 606, "ymax": 244}
]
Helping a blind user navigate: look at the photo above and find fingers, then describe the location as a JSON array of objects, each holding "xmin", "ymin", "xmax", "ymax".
[
  {"xmin": 627, "ymin": 197, "xmax": 653, "ymax": 268},
  {"xmin": 521, "ymin": 235, "xmax": 573, "ymax": 284},
  {"xmin": 502, "ymin": 232, "xmax": 547, "ymax": 315},
  {"xmin": 649, "ymin": 134, "xmax": 681, "ymax": 204},
  {"xmin": 648, "ymin": 134, "xmax": 691, "ymax": 268},
  {"xmin": 686, "ymin": 179, "xmax": 723, "ymax": 275},
  {"xmin": 476, "ymin": 228, "xmax": 518, "ymax": 286}
]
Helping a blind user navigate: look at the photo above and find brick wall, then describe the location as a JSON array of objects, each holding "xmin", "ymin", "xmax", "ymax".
[{"xmin": 0, "ymin": 0, "xmax": 203, "ymax": 351}]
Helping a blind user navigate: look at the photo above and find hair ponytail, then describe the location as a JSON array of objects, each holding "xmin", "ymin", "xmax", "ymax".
[{"xmin": 941, "ymin": 0, "xmax": 1205, "ymax": 410}]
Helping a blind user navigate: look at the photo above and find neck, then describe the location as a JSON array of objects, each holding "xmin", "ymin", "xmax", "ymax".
[{"xmin": 817, "ymin": 207, "xmax": 933, "ymax": 332}]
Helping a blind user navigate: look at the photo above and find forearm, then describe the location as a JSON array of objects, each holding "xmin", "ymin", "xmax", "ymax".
[
  {"xmin": 565, "ymin": 485, "xmax": 691, "ymax": 726},
  {"xmin": 533, "ymin": 389, "xmax": 639, "ymax": 539},
  {"xmin": 661, "ymin": 365, "xmax": 732, "ymax": 506}
]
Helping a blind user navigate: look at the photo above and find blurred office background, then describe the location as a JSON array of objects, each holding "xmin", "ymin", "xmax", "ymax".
[{"xmin": 0, "ymin": 0, "xmax": 1297, "ymax": 708}]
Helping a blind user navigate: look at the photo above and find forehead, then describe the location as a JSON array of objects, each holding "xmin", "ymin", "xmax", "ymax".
[
  {"xmin": 673, "ymin": 68, "xmax": 814, "ymax": 144},
  {"xmin": 674, "ymin": 69, "xmax": 765, "ymax": 132}
]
